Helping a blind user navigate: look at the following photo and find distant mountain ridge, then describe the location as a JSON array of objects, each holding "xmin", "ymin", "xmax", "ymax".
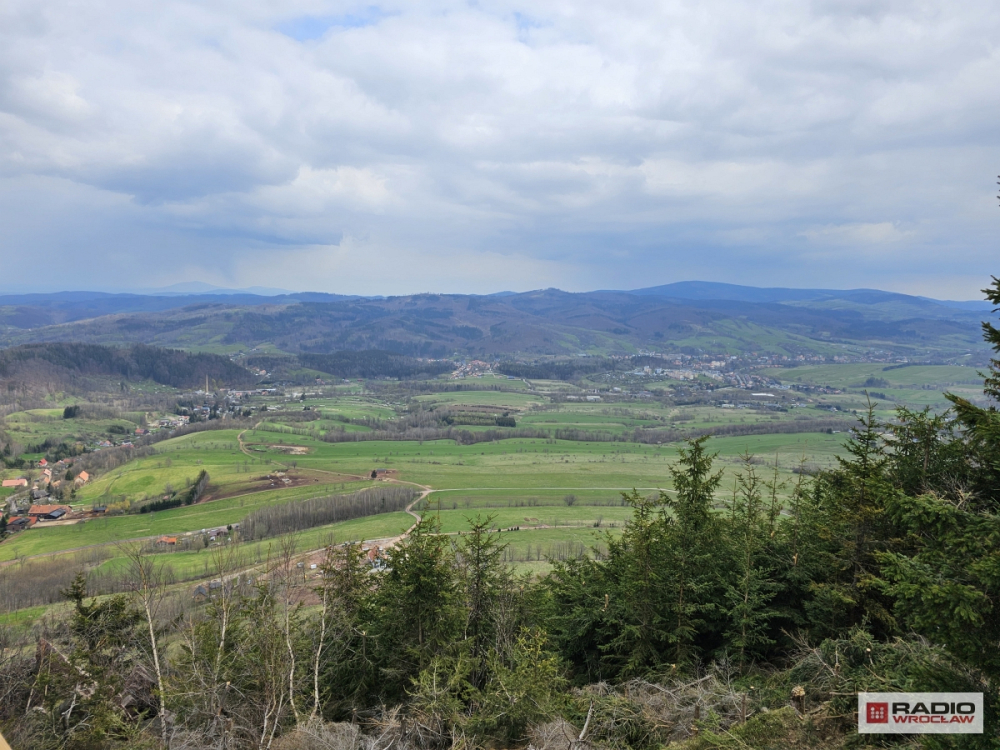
[
  {"xmin": 0, "ymin": 282, "xmax": 992, "ymax": 359},
  {"xmin": 625, "ymin": 281, "xmax": 993, "ymax": 311}
]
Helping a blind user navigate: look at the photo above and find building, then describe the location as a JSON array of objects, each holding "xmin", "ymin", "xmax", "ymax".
[
  {"xmin": 74, "ymin": 471, "xmax": 90, "ymax": 485},
  {"xmin": 28, "ymin": 504, "xmax": 72, "ymax": 520},
  {"xmin": 1, "ymin": 478, "xmax": 27, "ymax": 488}
]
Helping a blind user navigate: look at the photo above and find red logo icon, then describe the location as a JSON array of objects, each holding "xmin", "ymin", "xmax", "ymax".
[{"xmin": 867, "ymin": 703, "xmax": 889, "ymax": 723}]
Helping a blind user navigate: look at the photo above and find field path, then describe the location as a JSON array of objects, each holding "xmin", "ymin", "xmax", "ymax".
[
  {"xmin": 375, "ymin": 478, "xmax": 431, "ymax": 549},
  {"xmin": 236, "ymin": 422, "xmax": 262, "ymax": 458}
]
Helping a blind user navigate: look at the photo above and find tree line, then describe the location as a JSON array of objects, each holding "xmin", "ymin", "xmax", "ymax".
[
  {"xmin": 241, "ymin": 486, "xmax": 419, "ymax": 541},
  {"xmin": 299, "ymin": 351, "xmax": 453, "ymax": 380}
]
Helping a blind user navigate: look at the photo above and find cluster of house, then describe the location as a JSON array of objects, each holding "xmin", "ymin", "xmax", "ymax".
[
  {"xmin": 2, "ymin": 459, "xmax": 97, "ymax": 536},
  {"xmin": 451, "ymin": 360, "xmax": 493, "ymax": 379},
  {"xmin": 5, "ymin": 503, "xmax": 78, "ymax": 533},
  {"xmin": 3, "ymin": 459, "xmax": 89, "ymax": 499}
]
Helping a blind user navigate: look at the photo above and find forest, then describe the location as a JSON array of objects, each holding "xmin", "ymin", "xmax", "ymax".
[
  {"xmin": 0, "ymin": 278, "xmax": 997, "ymax": 749},
  {"xmin": 0, "ymin": 343, "xmax": 254, "ymax": 390},
  {"xmin": 299, "ymin": 351, "xmax": 454, "ymax": 380}
]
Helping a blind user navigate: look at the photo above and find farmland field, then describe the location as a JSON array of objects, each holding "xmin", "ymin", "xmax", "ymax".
[{"xmin": 0, "ymin": 358, "xmax": 976, "ymax": 621}]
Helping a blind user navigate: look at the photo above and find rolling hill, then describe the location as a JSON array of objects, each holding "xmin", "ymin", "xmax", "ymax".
[{"xmin": 0, "ymin": 284, "xmax": 992, "ymax": 360}]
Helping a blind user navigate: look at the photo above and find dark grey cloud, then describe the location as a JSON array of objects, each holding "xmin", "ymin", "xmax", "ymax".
[{"xmin": 0, "ymin": 0, "xmax": 997, "ymax": 297}]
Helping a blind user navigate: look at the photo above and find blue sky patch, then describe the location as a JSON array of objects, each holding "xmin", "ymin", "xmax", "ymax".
[{"xmin": 277, "ymin": 8, "xmax": 386, "ymax": 41}]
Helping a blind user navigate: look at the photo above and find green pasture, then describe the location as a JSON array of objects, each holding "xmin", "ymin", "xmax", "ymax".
[
  {"xmin": 419, "ymin": 488, "xmax": 634, "ymax": 509},
  {"xmin": 76, "ymin": 429, "xmax": 271, "ymax": 504},
  {"xmin": 305, "ymin": 398, "xmax": 399, "ymax": 420},
  {"xmin": 0, "ymin": 482, "xmax": 364, "ymax": 562},
  {"xmin": 2, "ymin": 407, "xmax": 143, "ymax": 448},
  {"xmin": 761, "ymin": 364, "xmax": 982, "ymax": 389},
  {"xmin": 1, "ymin": 426, "xmax": 845, "ymax": 563},
  {"xmin": 413, "ymin": 391, "xmax": 544, "ymax": 409},
  {"xmin": 428, "ymin": 505, "xmax": 632, "ymax": 534},
  {"xmin": 90, "ymin": 512, "xmax": 416, "ymax": 583},
  {"xmin": 288, "ymin": 432, "xmax": 846, "ymax": 491}
]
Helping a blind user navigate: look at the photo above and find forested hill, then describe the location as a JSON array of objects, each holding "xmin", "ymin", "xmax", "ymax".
[
  {"xmin": 0, "ymin": 343, "xmax": 253, "ymax": 389},
  {"xmin": 0, "ymin": 284, "xmax": 990, "ymax": 359},
  {"xmin": 298, "ymin": 351, "xmax": 452, "ymax": 379}
]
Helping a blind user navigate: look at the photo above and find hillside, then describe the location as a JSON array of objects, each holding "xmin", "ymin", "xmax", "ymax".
[
  {"xmin": 0, "ymin": 343, "xmax": 254, "ymax": 391},
  {"xmin": 0, "ymin": 284, "xmax": 990, "ymax": 360}
]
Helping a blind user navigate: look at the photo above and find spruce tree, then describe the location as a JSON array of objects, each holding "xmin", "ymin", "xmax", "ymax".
[
  {"xmin": 803, "ymin": 399, "xmax": 900, "ymax": 637},
  {"xmin": 664, "ymin": 436, "xmax": 725, "ymax": 666},
  {"xmin": 459, "ymin": 515, "xmax": 513, "ymax": 689},
  {"xmin": 945, "ymin": 275, "xmax": 1000, "ymax": 511},
  {"xmin": 602, "ymin": 488, "xmax": 672, "ymax": 677},
  {"xmin": 363, "ymin": 516, "xmax": 461, "ymax": 703},
  {"xmin": 723, "ymin": 454, "xmax": 778, "ymax": 667}
]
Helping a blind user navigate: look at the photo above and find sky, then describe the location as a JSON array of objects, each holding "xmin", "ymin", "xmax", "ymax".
[{"xmin": 1, "ymin": 0, "xmax": 998, "ymax": 299}]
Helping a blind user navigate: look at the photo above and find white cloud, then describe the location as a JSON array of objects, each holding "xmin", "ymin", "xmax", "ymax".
[
  {"xmin": 0, "ymin": 0, "xmax": 998, "ymax": 296},
  {"xmin": 801, "ymin": 222, "xmax": 916, "ymax": 245}
]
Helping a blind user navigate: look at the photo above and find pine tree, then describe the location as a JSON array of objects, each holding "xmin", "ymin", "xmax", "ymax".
[
  {"xmin": 803, "ymin": 400, "xmax": 900, "ymax": 637},
  {"xmin": 459, "ymin": 515, "xmax": 513, "ymax": 689},
  {"xmin": 602, "ymin": 488, "xmax": 672, "ymax": 677},
  {"xmin": 363, "ymin": 516, "xmax": 461, "ymax": 703},
  {"xmin": 664, "ymin": 436, "xmax": 725, "ymax": 666},
  {"xmin": 945, "ymin": 275, "xmax": 1000, "ymax": 511},
  {"xmin": 723, "ymin": 454, "xmax": 778, "ymax": 667}
]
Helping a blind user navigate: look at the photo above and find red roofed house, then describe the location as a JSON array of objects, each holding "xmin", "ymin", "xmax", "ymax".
[
  {"xmin": 6, "ymin": 516, "xmax": 36, "ymax": 532},
  {"xmin": 2, "ymin": 478, "xmax": 28, "ymax": 488},
  {"xmin": 74, "ymin": 471, "xmax": 90, "ymax": 485},
  {"xmin": 28, "ymin": 504, "xmax": 72, "ymax": 520},
  {"xmin": 38, "ymin": 459, "xmax": 48, "ymax": 467}
]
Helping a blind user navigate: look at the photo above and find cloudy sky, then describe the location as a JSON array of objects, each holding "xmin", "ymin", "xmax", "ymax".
[{"xmin": 1, "ymin": 0, "xmax": 998, "ymax": 298}]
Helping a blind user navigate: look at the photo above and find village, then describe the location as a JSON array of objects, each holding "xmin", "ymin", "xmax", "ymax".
[{"xmin": 2, "ymin": 456, "xmax": 94, "ymax": 534}]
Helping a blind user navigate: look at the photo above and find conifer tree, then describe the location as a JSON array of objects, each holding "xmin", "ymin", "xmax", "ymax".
[
  {"xmin": 459, "ymin": 515, "xmax": 513, "ymax": 689},
  {"xmin": 879, "ymin": 276, "xmax": 1000, "ymax": 680},
  {"xmin": 363, "ymin": 516, "xmax": 461, "ymax": 703},
  {"xmin": 803, "ymin": 399, "xmax": 900, "ymax": 637},
  {"xmin": 724, "ymin": 454, "xmax": 778, "ymax": 667},
  {"xmin": 602, "ymin": 488, "xmax": 671, "ymax": 677},
  {"xmin": 945, "ymin": 275, "xmax": 1000, "ymax": 511},
  {"xmin": 664, "ymin": 436, "xmax": 725, "ymax": 666}
]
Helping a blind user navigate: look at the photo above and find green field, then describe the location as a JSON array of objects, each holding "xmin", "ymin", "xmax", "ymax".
[
  {"xmin": 88, "ymin": 512, "xmax": 416, "ymax": 583},
  {"xmin": 761, "ymin": 363, "xmax": 982, "ymax": 388},
  {"xmin": 0, "ymin": 481, "xmax": 367, "ymax": 561},
  {"xmin": 4, "ymin": 359, "xmax": 971, "ymax": 620},
  {"xmin": 1, "ymin": 426, "xmax": 846, "ymax": 565}
]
